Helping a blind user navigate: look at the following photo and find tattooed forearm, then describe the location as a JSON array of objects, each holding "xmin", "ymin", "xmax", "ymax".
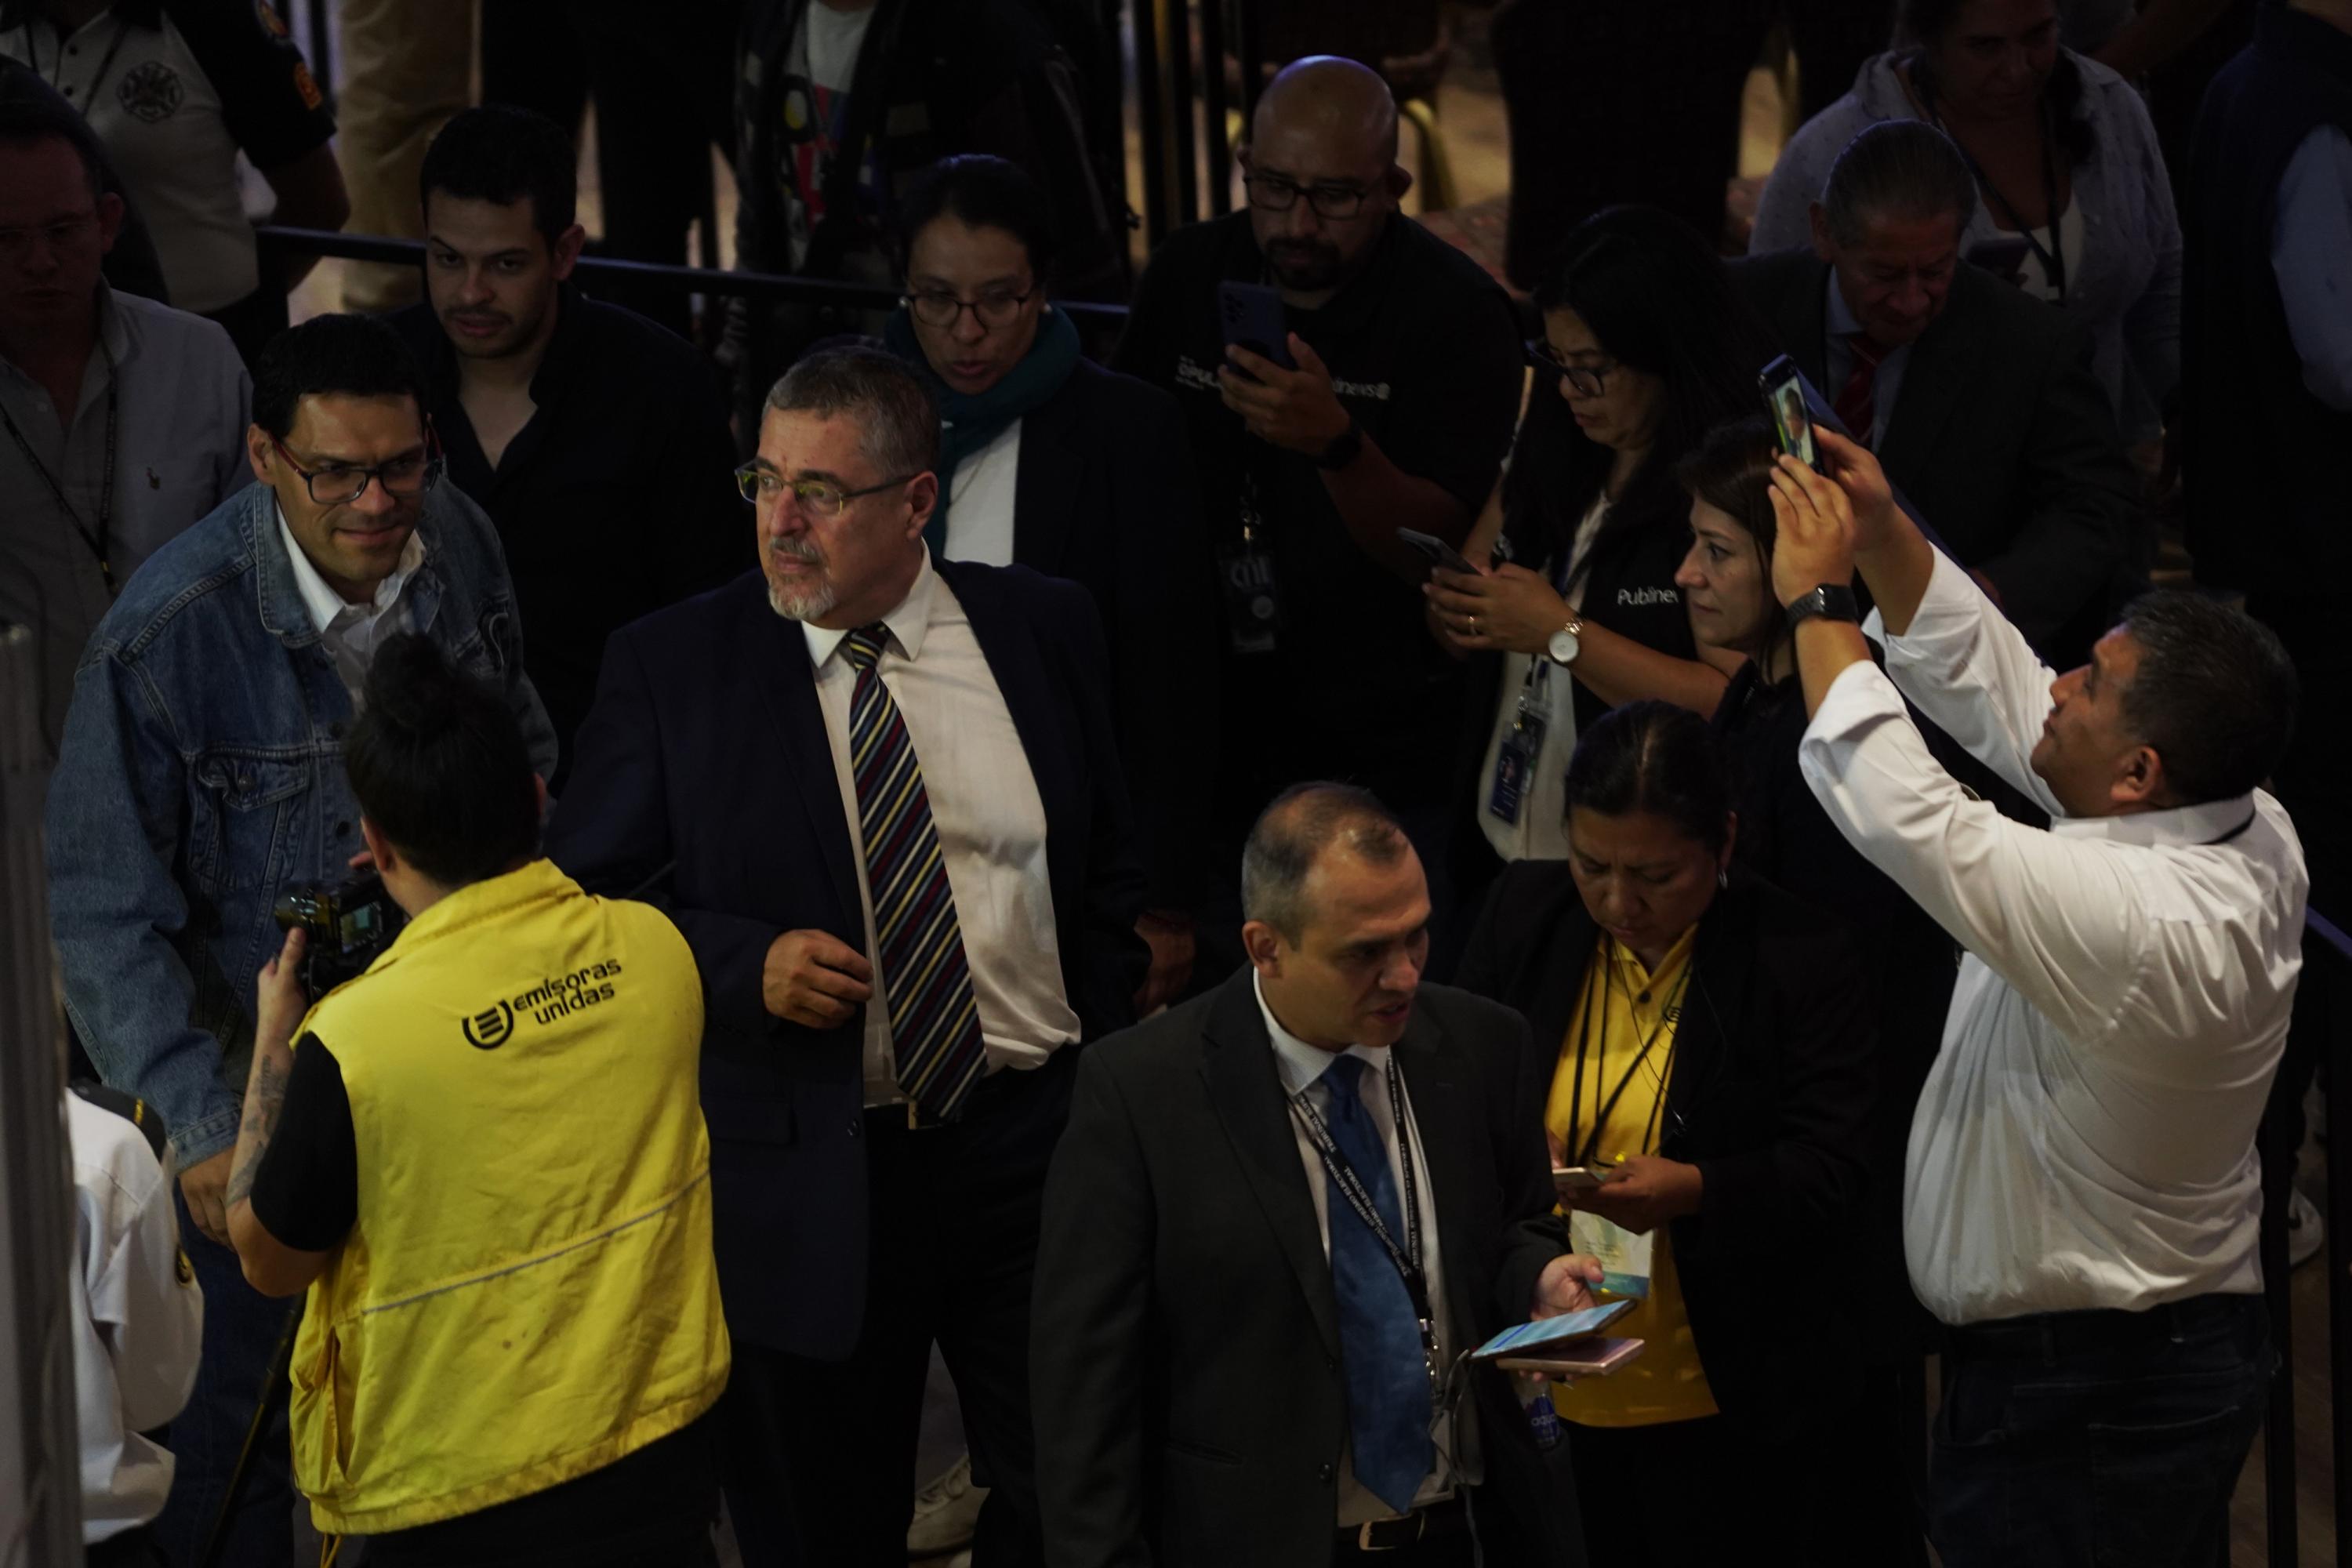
[{"xmin": 226, "ymin": 1044, "xmax": 292, "ymax": 1209}]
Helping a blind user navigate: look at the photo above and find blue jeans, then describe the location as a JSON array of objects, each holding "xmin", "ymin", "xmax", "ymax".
[
  {"xmin": 152, "ymin": 1186, "xmax": 297, "ymax": 1568},
  {"xmin": 1929, "ymin": 1293, "xmax": 2271, "ymax": 1568}
]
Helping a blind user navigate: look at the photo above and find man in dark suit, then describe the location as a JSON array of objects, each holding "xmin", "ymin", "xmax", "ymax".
[
  {"xmin": 1033, "ymin": 784, "xmax": 1597, "ymax": 1568},
  {"xmin": 546, "ymin": 346, "xmax": 1146, "ymax": 1565},
  {"xmin": 1735, "ymin": 119, "xmax": 2142, "ymax": 661}
]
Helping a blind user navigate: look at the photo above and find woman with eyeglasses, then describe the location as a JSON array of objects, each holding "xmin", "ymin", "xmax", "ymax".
[
  {"xmin": 878, "ymin": 153, "xmax": 1218, "ymax": 1018},
  {"xmin": 1425, "ymin": 205, "xmax": 1772, "ymax": 887},
  {"xmin": 1454, "ymin": 699, "xmax": 1875, "ymax": 1567}
]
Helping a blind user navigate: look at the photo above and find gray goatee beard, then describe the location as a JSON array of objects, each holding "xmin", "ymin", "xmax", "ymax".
[{"xmin": 765, "ymin": 539, "xmax": 837, "ymax": 622}]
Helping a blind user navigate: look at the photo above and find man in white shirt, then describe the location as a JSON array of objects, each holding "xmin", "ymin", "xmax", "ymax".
[
  {"xmin": 66, "ymin": 1082, "xmax": 203, "ymax": 1566},
  {"xmin": 1769, "ymin": 426, "xmax": 2304, "ymax": 1568},
  {"xmin": 546, "ymin": 345, "xmax": 1149, "ymax": 1566},
  {"xmin": 0, "ymin": 100, "xmax": 249, "ymax": 764}
]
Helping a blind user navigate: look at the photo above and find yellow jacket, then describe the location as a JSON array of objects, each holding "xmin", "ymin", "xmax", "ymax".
[{"xmin": 288, "ymin": 858, "xmax": 729, "ymax": 1536}]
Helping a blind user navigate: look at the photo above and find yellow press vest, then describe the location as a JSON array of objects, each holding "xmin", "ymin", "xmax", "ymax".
[{"xmin": 287, "ymin": 858, "xmax": 730, "ymax": 1536}]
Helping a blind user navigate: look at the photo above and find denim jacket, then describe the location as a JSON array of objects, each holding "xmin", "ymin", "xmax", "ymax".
[{"xmin": 45, "ymin": 480, "xmax": 557, "ymax": 1169}]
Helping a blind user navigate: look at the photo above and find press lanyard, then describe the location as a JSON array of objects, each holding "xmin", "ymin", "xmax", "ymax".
[
  {"xmin": 2, "ymin": 343, "xmax": 121, "ymax": 593},
  {"xmin": 1290, "ymin": 1058, "xmax": 1440, "ymax": 1388},
  {"xmin": 1922, "ymin": 72, "xmax": 2068, "ymax": 304},
  {"xmin": 1564, "ymin": 941, "xmax": 1691, "ymax": 1168}
]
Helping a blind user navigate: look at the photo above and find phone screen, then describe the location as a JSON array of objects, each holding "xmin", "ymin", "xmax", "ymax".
[
  {"xmin": 1472, "ymin": 1298, "xmax": 1637, "ymax": 1360},
  {"xmin": 1765, "ymin": 372, "xmax": 1819, "ymax": 473}
]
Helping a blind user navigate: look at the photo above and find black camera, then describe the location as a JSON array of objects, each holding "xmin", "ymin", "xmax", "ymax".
[{"xmin": 273, "ymin": 875, "xmax": 404, "ymax": 996}]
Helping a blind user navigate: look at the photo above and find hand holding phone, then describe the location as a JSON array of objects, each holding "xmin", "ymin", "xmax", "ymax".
[
  {"xmin": 1551, "ymin": 1160, "xmax": 1623, "ymax": 1192},
  {"xmin": 1396, "ymin": 528, "xmax": 1478, "ymax": 576},
  {"xmin": 1218, "ymin": 281, "xmax": 1296, "ymax": 375}
]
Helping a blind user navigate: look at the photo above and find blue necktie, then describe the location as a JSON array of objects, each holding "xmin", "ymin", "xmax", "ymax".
[{"xmin": 1318, "ymin": 1055, "xmax": 1435, "ymax": 1514}]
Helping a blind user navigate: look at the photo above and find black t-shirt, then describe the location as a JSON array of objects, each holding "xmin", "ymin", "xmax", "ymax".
[
  {"xmin": 390, "ymin": 289, "xmax": 750, "ymax": 789},
  {"xmin": 246, "ymin": 1031, "xmax": 358, "ymax": 1251},
  {"xmin": 1110, "ymin": 211, "xmax": 1523, "ymax": 811}
]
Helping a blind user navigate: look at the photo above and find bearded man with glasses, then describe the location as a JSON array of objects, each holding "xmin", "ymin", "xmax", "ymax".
[
  {"xmin": 46, "ymin": 308, "xmax": 554, "ymax": 1568},
  {"xmin": 549, "ymin": 343, "xmax": 1148, "ymax": 1566}
]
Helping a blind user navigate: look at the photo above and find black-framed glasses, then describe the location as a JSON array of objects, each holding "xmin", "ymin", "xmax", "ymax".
[
  {"xmin": 0, "ymin": 212, "xmax": 100, "ymax": 263},
  {"xmin": 1525, "ymin": 339, "xmax": 1616, "ymax": 398},
  {"xmin": 269, "ymin": 436, "xmax": 442, "ymax": 506},
  {"xmin": 734, "ymin": 463, "xmax": 921, "ymax": 517},
  {"xmin": 1242, "ymin": 172, "xmax": 1371, "ymax": 220},
  {"xmin": 903, "ymin": 285, "xmax": 1036, "ymax": 329}
]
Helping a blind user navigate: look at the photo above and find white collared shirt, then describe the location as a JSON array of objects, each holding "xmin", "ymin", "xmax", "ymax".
[
  {"xmin": 940, "ymin": 418, "xmax": 1022, "ymax": 567},
  {"xmin": 1798, "ymin": 551, "xmax": 2308, "ymax": 1325},
  {"xmin": 67, "ymin": 1092, "xmax": 202, "ymax": 1544},
  {"xmin": 274, "ymin": 499, "xmax": 425, "ymax": 703},
  {"xmin": 800, "ymin": 553, "xmax": 1079, "ymax": 1105},
  {"xmin": 1255, "ymin": 971, "xmax": 1473, "ymax": 1526}
]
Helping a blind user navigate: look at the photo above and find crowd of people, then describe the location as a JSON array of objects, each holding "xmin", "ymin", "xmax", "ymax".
[{"xmin": 5, "ymin": 1, "xmax": 2341, "ymax": 1565}]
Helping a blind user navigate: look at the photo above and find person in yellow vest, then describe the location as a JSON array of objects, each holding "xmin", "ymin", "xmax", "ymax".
[
  {"xmin": 220, "ymin": 632, "xmax": 730, "ymax": 1565},
  {"xmin": 1453, "ymin": 699, "xmax": 1878, "ymax": 1567}
]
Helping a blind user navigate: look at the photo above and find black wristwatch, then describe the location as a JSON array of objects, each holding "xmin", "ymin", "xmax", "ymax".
[
  {"xmin": 1313, "ymin": 419, "xmax": 1363, "ymax": 471},
  {"xmin": 1784, "ymin": 583, "xmax": 1860, "ymax": 629}
]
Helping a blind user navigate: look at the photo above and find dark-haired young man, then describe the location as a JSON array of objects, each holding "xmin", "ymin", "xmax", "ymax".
[
  {"xmin": 0, "ymin": 98, "xmax": 248, "ymax": 764},
  {"xmin": 45, "ymin": 310, "xmax": 554, "ymax": 1567},
  {"xmin": 223, "ymin": 632, "xmax": 729, "ymax": 1562},
  {"xmin": 1771, "ymin": 429, "xmax": 2305, "ymax": 1568},
  {"xmin": 390, "ymin": 104, "xmax": 746, "ymax": 786}
]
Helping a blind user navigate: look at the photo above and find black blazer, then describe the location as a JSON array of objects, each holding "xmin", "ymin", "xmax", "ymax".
[
  {"xmin": 1033, "ymin": 971, "xmax": 1586, "ymax": 1568},
  {"xmin": 1011, "ymin": 356, "xmax": 1220, "ymax": 913},
  {"xmin": 1454, "ymin": 866, "xmax": 1875, "ymax": 1432},
  {"xmin": 546, "ymin": 561, "xmax": 1148, "ymax": 1358},
  {"xmin": 1733, "ymin": 251, "xmax": 2143, "ymax": 657}
]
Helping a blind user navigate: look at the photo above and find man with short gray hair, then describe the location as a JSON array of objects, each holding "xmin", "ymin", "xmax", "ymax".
[
  {"xmin": 1737, "ymin": 118, "xmax": 2143, "ymax": 662},
  {"xmin": 1034, "ymin": 781, "xmax": 1600, "ymax": 1567},
  {"xmin": 548, "ymin": 343, "xmax": 1147, "ymax": 1564}
]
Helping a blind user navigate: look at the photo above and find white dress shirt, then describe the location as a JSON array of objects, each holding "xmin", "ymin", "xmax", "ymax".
[
  {"xmin": 1, "ymin": 282, "xmax": 249, "ymax": 760},
  {"xmin": 801, "ymin": 553, "xmax": 1080, "ymax": 1106},
  {"xmin": 67, "ymin": 1092, "xmax": 203, "ymax": 1544},
  {"xmin": 274, "ymin": 499, "xmax": 425, "ymax": 703},
  {"xmin": 1255, "ymin": 971, "xmax": 1476, "ymax": 1526},
  {"xmin": 1798, "ymin": 552, "xmax": 2308, "ymax": 1325},
  {"xmin": 942, "ymin": 418, "xmax": 1022, "ymax": 567}
]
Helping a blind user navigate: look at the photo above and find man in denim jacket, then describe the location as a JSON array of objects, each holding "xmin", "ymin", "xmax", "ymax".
[{"xmin": 45, "ymin": 311, "xmax": 554, "ymax": 1567}]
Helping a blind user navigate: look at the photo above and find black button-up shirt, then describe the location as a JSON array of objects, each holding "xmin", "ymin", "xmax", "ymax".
[{"xmin": 394, "ymin": 286, "xmax": 750, "ymax": 788}]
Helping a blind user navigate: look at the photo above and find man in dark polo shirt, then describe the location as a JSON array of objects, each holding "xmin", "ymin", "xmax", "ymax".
[
  {"xmin": 390, "ymin": 104, "xmax": 746, "ymax": 788},
  {"xmin": 1111, "ymin": 54, "xmax": 1523, "ymax": 955}
]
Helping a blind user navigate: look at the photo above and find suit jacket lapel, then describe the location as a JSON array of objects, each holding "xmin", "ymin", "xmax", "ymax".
[
  {"xmin": 744, "ymin": 583, "xmax": 864, "ymax": 927},
  {"xmin": 1391, "ymin": 1011, "xmax": 1488, "ymax": 1345},
  {"xmin": 1011, "ymin": 380, "xmax": 1083, "ymax": 575},
  {"xmin": 1200, "ymin": 972, "xmax": 1341, "ymax": 1358},
  {"xmin": 1879, "ymin": 269, "xmax": 1988, "ymax": 480}
]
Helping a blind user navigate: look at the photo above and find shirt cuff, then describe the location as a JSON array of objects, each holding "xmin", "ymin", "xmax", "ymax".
[{"xmin": 168, "ymin": 1100, "xmax": 244, "ymax": 1172}]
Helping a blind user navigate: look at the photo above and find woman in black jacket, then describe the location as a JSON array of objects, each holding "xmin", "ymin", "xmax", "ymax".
[
  {"xmin": 882, "ymin": 153, "xmax": 1216, "ymax": 1013},
  {"xmin": 1424, "ymin": 206, "xmax": 1774, "ymax": 967},
  {"xmin": 1454, "ymin": 700, "xmax": 1874, "ymax": 1567}
]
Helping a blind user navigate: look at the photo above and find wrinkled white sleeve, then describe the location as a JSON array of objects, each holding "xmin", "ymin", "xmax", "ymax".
[
  {"xmin": 1867, "ymin": 550, "xmax": 2067, "ymax": 818},
  {"xmin": 1798, "ymin": 659, "xmax": 2145, "ymax": 1047}
]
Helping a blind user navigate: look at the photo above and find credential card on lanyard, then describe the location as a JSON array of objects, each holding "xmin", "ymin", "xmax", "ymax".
[{"xmin": 1569, "ymin": 1210, "xmax": 1653, "ymax": 1300}]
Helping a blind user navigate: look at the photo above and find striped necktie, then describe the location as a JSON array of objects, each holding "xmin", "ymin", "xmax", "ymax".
[{"xmin": 843, "ymin": 624, "xmax": 987, "ymax": 1122}]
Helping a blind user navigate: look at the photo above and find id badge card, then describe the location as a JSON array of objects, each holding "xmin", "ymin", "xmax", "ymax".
[
  {"xmin": 1486, "ymin": 705, "xmax": 1547, "ymax": 825},
  {"xmin": 1569, "ymin": 1209, "xmax": 1653, "ymax": 1300},
  {"xmin": 1218, "ymin": 535, "xmax": 1280, "ymax": 655}
]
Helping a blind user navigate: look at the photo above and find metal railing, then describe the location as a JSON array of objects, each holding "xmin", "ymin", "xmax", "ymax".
[{"xmin": 256, "ymin": 227, "xmax": 1131, "ymax": 328}]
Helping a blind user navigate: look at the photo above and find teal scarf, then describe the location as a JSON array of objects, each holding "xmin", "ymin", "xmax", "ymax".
[{"xmin": 884, "ymin": 303, "xmax": 1082, "ymax": 553}]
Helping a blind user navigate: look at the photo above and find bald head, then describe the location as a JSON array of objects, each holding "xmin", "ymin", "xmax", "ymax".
[
  {"xmin": 1240, "ymin": 57, "xmax": 1406, "ymax": 298},
  {"xmin": 1251, "ymin": 56, "xmax": 1399, "ymax": 165}
]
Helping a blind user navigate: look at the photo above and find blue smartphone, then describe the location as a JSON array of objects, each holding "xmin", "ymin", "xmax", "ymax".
[
  {"xmin": 1470, "ymin": 1298, "xmax": 1637, "ymax": 1362},
  {"xmin": 1218, "ymin": 281, "xmax": 1296, "ymax": 373}
]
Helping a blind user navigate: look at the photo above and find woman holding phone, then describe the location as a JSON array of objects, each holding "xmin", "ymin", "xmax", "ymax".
[
  {"xmin": 1424, "ymin": 205, "xmax": 1769, "ymax": 886},
  {"xmin": 1454, "ymin": 701, "xmax": 1875, "ymax": 1566}
]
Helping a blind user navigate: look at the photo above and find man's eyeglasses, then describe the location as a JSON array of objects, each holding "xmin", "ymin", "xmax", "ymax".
[
  {"xmin": 0, "ymin": 213, "xmax": 99, "ymax": 263},
  {"xmin": 1242, "ymin": 173, "xmax": 1371, "ymax": 221},
  {"xmin": 735, "ymin": 464, "xmax": 920, "ymax": 517},
  {"xmin": 904, "ymin": 285, "xmax": 1036, "ymax": 329},
  {"xmin": 1525, "ymin": 339, "xmax": 1616, "ymax": 398},
  {"xmin": 269, "ymin": 436, "xmax": 442, "ymax": 506}
]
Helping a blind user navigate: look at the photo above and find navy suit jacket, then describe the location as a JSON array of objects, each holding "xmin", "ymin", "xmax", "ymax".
[{"xmin": 546, "ymin": 560, "xmax": 1149, "ymax": 1358}]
